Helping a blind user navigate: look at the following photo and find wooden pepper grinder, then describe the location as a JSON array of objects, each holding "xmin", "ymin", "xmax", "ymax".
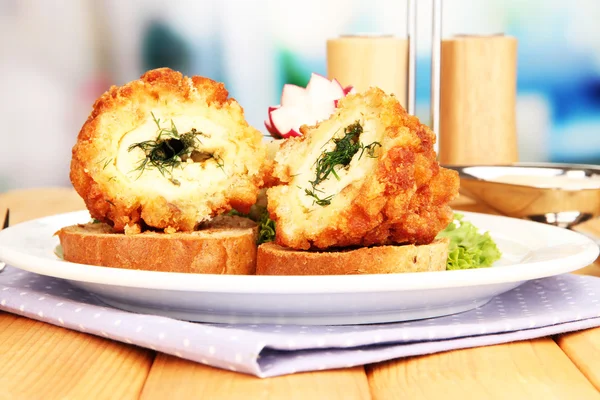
[
  {"xmin": 438, "ymin": 34, "xmax": 519, "ymax": 165},
  {"xmin": 326, "ymin": 1, "xmax": 417, "ymax": 113},
  {"xmin": 326, "ymin": 35, "xmax": 410, "ymax": 109}
]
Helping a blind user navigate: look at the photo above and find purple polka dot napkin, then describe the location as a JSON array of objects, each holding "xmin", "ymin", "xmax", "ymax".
[{"xmin": 1, "ymin": 266, "xmax": 600, "ymax": 378}]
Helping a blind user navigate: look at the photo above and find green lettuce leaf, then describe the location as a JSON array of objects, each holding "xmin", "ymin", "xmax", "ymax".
[
  {"xmin": 228, "ymin": 206, "xmax": 275, "ymax": 245},
  {"xmin": 436, "ymin": 213, "xmax": 502, "ymax": 270},
  {"xmin": 256, "ymin": 207, "xmax": 276, "ymax": 245}
]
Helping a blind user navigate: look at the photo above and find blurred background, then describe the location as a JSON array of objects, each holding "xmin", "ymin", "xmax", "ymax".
[{"xmin": 0, "ymin": 0, "xmax": 598, "ymax": 192}]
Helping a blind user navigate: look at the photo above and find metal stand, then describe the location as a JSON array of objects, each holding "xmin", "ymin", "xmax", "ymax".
[
  {"xmin": 406, "ymin": 0, "xmax": 442, "ymax": 138},
  {"xmin": 431, "ymin": 0, "xmax": 442, "ymax": 135},
  {"xmin": 407, "ymin": 0, "xmax": 416, "ymax": 115}
]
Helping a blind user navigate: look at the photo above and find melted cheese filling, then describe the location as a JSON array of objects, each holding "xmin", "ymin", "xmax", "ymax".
[
  {"xmin": 116, "ymin": 114, "xmax": 239, "ymax": 201},
  {"xmin": 292, "ymin": 116, "xmax": 381, "ymax": 211}
]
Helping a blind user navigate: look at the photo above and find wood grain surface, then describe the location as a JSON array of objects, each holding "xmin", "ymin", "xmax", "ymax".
[
  {"xmin": 0, "ymin": 187, "xmax": 85, "ymax": 225},
  {"xmin": 366, "ymin": 339, "xmax": 600, "ymax": 400},
  {"xmin": 558, "ymin": 328, "xmax": 600, "ymax": 392},
  {"xmin": 141, "ymin": 354, "xmax": 371, "ymax": 400},
  {"xmin": 0, "ymin": 311, "xmax": 154, "ymax": 400},
  {"xmin": 1, "ymin": 187, "xmax": 600, "ymax": 399}
]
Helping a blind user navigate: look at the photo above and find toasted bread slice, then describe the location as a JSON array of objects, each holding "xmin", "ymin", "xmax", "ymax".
[
  {"xmin": 256, "ymin": 238, "xmax": 449, "ymax": 275},
  {"xmin": 56, "ymin": 215, "xmax": 258, "ymax": 274}
]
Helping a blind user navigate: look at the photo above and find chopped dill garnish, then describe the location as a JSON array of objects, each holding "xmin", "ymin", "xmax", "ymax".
[
  {"xmin": 105, "ymin": 200, "xmax": 115, "ymax": 206},
  {"xmin": 128, "ymin": 131, "xmax": 199, "ymax": 179},
  {"xmin": 127, "ymin": 112, "xmax": 222, "ymax": 184},
  {"xmin": 360, "ymin": 141, "xmax": 382, "ymax": 159},
  {"xmin": 108, "ymin": 176, "xmax": 117, "ymax": 182},
  {"xmin": 95, "ymin": 157, "xmax": 113, "ymax": 170},
  {"xmin": 213, "ymin": 154, "xmax": 226, "ymax": 174},
  {"xmin": 304, "ymin": 188, "xmax": 333, "ymax": 206},
  {"xmin": 102, "ymin": 158, "xmax": 113, "ymax": 170},
  {"xmin": 311, "ymin": 122, "xmax": 363, "ymax": 187},
  {"xmin": 305, "ymin": 121, "xmax": 380, "ymax": 207}
]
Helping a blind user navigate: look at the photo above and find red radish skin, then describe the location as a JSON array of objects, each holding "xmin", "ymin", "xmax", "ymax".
[
  {"xmin": 264, "ymin": 120, "xmax": 281, "ymax": 138},
  {"xmin": 267, "ymin": 106, "xmax": 283, "ymax": 138},
  {"xmin": 268, "ymin": 106, "xmax": 279, "ymax": 130},
  {"xmin": 281, "ymin": 129, "xmax": 301, "ymax": 138}
]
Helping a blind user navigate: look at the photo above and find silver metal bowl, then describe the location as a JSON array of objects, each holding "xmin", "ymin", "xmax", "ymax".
[{"xmin": 443, "ymin": 162, "xmax": 600, "ymax": 229}]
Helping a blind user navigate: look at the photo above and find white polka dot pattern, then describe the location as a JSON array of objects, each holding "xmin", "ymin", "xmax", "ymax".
[{"xmin": 1, "ymin": 266, "xmax": 600, "ymax": 378}]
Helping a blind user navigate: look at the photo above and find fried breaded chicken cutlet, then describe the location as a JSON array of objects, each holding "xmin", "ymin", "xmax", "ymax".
[
  {"xmin": 267, "ymin": 87, "xmax": 459, "ymax": 250},
  {"xmin": 71, "ymin": 68, "xmax": 267, "ymax": 234}
]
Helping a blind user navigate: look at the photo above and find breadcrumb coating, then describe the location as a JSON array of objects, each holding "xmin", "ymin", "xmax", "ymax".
[
  {"xmin": 70, "ymin": 68, "xmax": 267, "ymax": 233},
  {"xmin": 267, "ymin": 87, "xmax": 459, "ymax": 250}
]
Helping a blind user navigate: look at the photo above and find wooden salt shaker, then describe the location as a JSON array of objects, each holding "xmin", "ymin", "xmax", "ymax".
[
  {"xmin": 439, "ymin": 35, "xmax": 519, "ymax": 165},
  {"xmin": 326, "ymin": 35, "xmax": 410, "ymax": 108}
]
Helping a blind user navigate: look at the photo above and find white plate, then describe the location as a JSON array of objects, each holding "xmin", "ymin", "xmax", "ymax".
[{"xmin": 0, "ymin": 211, "xmax": 597, "ymax": 325}]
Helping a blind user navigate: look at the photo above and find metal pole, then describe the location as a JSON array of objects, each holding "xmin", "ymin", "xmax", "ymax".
[
  {"xmin": 431, "ymin": 0, "xmax": 442, "ymax": 138},
  {"xmin": 407, "ymin": 0, "xmax": 416, "ymax": 115}
]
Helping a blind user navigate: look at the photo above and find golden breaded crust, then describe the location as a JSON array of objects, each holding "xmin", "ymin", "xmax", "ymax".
[
  {"xmin": 267, "ymin": 87, "xmax": 459, "ymax": 250},
  {"xmin": 71, "ymin": 68, "xmax": 267, "ymax": 233}
]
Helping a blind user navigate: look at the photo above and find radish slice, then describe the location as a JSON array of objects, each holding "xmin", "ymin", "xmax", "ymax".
[
  {"xmin": 332, "ymin": 78, "xmax": 344, "ymax": 91},
  {"xmin": 328, "ymin": 84, "xmax": 345, "ymax": 101},
  {"xmin": 264, "ymin": 119, "xmax": 280, "ymax": 137},
  {"xmin": 310, "ymin": 100, "xmax": 336, "ymax": 122},
  {"xmin": 266, "ymin": 106, "xmax": 283, "ymax": 138},
  {"xmin": 306, "ymin": 73, "xmax": 344, "ymax": 103},
  {"xmin": 281, "ymin": 129, "xmax": 302, "ymax": 138},
  {"xmin": 266, "ymin": 73, "xmax": 355, "ymax": 138},
  {"xmin": 270, "ymin": 106, "xmax": 306, "ymax": 136},
  {"xmin": 281, "ymin": 84, "xmax": 308, "ymax": 108},
  {"xmin": 268, "ymin": 105, "xmax": 279, "ymax": 129}
]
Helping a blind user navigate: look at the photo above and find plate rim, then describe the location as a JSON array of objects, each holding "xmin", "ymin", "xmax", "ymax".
[{"xmin": 0, "ymin": 210, "xmax": 598, "ymax": 294}]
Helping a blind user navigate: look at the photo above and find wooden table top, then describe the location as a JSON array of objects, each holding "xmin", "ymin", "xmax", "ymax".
[{"xmin": 1, "ymin": 187, "xmax": 600, "ymax": 399}]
